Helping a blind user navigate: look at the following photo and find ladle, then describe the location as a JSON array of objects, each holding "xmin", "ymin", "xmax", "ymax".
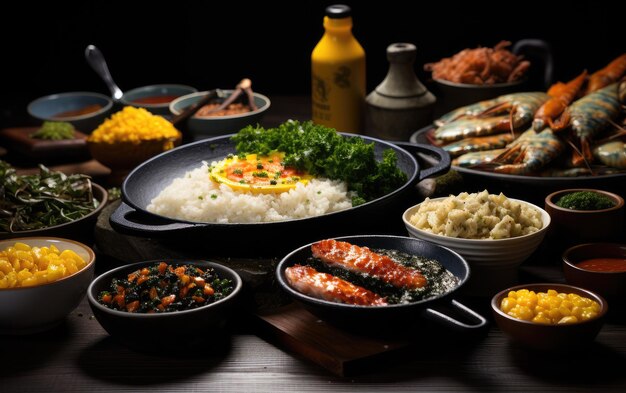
[{"xmin": 85, "ymin": 45, "xmax": 124, "ymax": 102}]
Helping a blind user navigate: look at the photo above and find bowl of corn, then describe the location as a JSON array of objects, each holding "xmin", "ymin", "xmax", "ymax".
[
  {"xmin": 87, "ymin": 106, "xmax": 182, "ymax": 185},
  {"xmin": 0, "ymin": 237, "xmax": 96, "ymax": 334},
  {"xmin": 491, "ymin": 283, "xmax": 607, "ymax": 351}
]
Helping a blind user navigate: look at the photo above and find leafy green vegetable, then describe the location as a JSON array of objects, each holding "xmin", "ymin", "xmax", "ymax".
[
  {"xmin": 0, "ymin": 160, "xmax": 98, "ymax": 232},
  {"xmin": 231, "ymin": 121, "xmax": 407, "ymax": 202},
  {"xmin": 30, "ymin": 121, "xmax": 75, "ymax": 140},
  {"xmin": 555, "ymin": 191, "xmax": 615, "ymax": 210}
]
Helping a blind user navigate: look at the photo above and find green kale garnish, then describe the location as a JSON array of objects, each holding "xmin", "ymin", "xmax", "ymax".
[{"xmin": 231, "ymin": 121, "xmax": 407, "ymax": 203}]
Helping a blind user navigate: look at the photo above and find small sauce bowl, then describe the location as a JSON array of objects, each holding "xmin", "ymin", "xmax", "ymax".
[
  {"xmin": 120, "ymin": 84, "xmax": 197, "ymax": 116},
  {"xmin": 563, "ymin": 243, "xmax": 626, "ymax": 316}
]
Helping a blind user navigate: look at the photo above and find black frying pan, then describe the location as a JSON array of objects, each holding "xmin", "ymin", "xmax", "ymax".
[
  {"xmin": 276, "ymin": 235, "xmax": 487, "ymax": 333},
  {"xmin": 110, "ymin": 134, "xmax": 450, "ymax": 255}
]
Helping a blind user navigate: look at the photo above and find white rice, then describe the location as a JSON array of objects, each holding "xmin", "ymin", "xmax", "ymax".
[{"xmin": 147, "ymin": 161, "xmax": 354, "ymax": 223}]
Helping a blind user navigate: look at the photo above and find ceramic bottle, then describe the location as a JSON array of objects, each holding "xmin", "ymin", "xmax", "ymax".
[{"xmin": 366, "ymin": 43, "xmax": 436, "ymax": 140}]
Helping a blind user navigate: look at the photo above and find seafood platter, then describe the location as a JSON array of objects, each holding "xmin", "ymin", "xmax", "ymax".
[{"xmin": 413, "ymin": 53, "xmax": 626, "ymax": 203}]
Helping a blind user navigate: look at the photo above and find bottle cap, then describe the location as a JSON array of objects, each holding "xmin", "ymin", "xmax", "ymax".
[{"xmin": 325, "ymin": 4, "xmax": 351, "ymax": 18}]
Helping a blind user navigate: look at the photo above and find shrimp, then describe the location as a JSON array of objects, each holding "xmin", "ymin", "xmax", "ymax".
[
  {"xmin": 569, "ymin": 83, "xmax": 621, "ymax": 166},
  {"xmin": 443, "ymin": 133, "xmax": 515, "ymax": 157},
  {"xmin": 452, "ymin": 149, "xmax": 506, "ymax": 167},
  {"xmin": 434, "ymin": 92, "xmax": 549, "ymax": 141},
  {"xmin": 533, "ymin": 70, "xmax": 588, "ymax": 131},
  {"xmin": 593, "ymin": 140, "xmax": 626, "ymax": 169},
  {"xmin": 490, "ymin": 129, "xmax": 565, "ymax": 175},
  {"xmin": 585, "ymin": 54, "xmax": 626, "ymax": 95}
]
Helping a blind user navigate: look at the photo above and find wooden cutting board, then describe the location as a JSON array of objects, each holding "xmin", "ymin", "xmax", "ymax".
[
  {"xmin": 0, "ymin": 126, "xmax": 90, "ymax": 161},
  {"xmin": 254, "ymin": 303, "xmax": 416, "ymax": 376}
]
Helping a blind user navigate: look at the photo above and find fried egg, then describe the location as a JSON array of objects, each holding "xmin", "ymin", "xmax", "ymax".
[{"xmin": 209, "ymin": 152, "xmax": 312, "ymax": 194}]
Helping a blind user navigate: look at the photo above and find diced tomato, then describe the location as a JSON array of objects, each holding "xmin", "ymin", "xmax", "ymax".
[
  {"xmin": 192, "ymin": 296, "xmax": 205, "ymax": 303},
  {"xmin": 194, "ymin": 277, "xmax": 206, "ymax": 287},
  {"xmin": 100, "ymin": 293, "xmax": 113, "ymax": 304},
  {"xmin": 174, "ymin": 266, "xmax": 185, "ymax": 276},
  {"xmin": 161, "ymin": 294, "xmax": 176, "ymax": 307},
  {"xmin": 203, "ymin": 285, "xmax": 215, "ymax": 296},
  {"xmin": 140, "ymin": 268, "xmax": 150, "ymax": 276},
  {"xmin": 158, "ymin": 262, "xmax": 168, "ymax": 275},
  {"xmin": 149, "ymin": 287, "xmax": 158, "ymax": 300},
  {"xmin": 137, "ymin": 275, "xmax": 149, "ymax": 285},
  {"xmin": 114, "ymin": 294, "xmax": 125, "ymax": 308},
  {"xmin": 127, "ymin": 273, "xmax": 138, "ymax": 282},
  {"xmin": 126, "ymin": 300, "xmax": 140, "ymax": 312},
  {"xmin": 116, "ymin": 285, "xmax": 125, "ymax": 295}
]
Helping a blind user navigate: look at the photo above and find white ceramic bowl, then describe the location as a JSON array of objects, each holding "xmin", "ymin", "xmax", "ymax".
[
  {"xmin": 402, "ymin": 197, "xmax": 551, "ymax": 296},
  {"xmin": 0, "ymin": 237, "xmax": 96, "ymax": 334}
]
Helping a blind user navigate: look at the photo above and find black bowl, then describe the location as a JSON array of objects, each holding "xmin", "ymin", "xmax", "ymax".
[
  {"xmin": 87, "ymin": 259, "xmax": 242, "ymax": 353},
  {"xmin": 276, "ymin": 235, "xmax": 487, "ymax": 334}
]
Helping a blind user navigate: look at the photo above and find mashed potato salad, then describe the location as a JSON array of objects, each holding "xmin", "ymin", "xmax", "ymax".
[{"xmin": 408, "ymin": 190, "xmax": 543, "ymax": 239}]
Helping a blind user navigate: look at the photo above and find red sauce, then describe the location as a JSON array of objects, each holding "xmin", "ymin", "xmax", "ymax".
[
  {"xmin": 53, "ymin": 104, "xmax": 103, "ymax": 118},
  {"xmin": 131, "ymin": 95, "xmax": 179, "ymax": 105},
  {"xmin": 577, "ymin": 258, "xmax": 626, "ymax": 272}
]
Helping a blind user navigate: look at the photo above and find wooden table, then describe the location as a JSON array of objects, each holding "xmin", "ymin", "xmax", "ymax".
[
  {"xmin": 2, "ymin": 97, "xmax": 626, "ymax": 392},
  {"xmin": 1, "ymin": 257, "xmax": 625, "ymax": 392}
]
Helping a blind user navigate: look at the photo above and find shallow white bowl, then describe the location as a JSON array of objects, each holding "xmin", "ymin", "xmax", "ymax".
[
  {"xmin": 0, "ymin": 237, "xmax": 95, "ymax": 334},
  {"xmin": 402, "ymin": 197, "xmax": 551, "ymax": 296}
]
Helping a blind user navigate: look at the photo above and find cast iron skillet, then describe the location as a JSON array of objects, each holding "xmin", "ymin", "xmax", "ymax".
[
  {"xmin": 276, "ymin": 235, "xmax": 487, "ymax": 333},
  {"xmin": 110, "ymin": 133, "xmax": 449, "ymax": 254}
]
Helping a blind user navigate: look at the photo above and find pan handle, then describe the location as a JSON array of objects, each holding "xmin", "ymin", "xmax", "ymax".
[
  {"xmin": 110, "ymin": 201, "xmax": 203, "ymax": 235},
  {"xmin": 392, "ymin": 142, "xmax": 450, "ymax": 182},
  {"xmin": 421, "ymin": 299, "xmax": 488, "ymax": 330}
]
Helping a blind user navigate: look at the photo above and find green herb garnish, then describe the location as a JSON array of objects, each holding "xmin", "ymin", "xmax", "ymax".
[
  {"xmin": 555, "ymin": 191, "xmax": 616, "ymax": 210},
  {"xmin": 0, "ymin": 160, "xmax": 98, "ymax": 232},
  {"xmin": 30, "ymin": 121, "xmax": 75, "ymax": 140},
  {"xmin": 231, "ymin": 120, "xmax": 407, "ymax": 203}
]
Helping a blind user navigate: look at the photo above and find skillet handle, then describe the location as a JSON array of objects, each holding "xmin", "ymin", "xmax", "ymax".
[
  {"xmin": 421, "ymin": 299, "xmax": 488, "ymax": 331},
  {"xmin": 110, "ymin": 201, "xmax": 202, "ymax": 235},
  {"xmin": 392, "ymin": 141, "xmax": 451, "ymax": 182}
]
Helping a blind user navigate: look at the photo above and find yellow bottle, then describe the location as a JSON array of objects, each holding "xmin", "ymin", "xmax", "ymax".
[{"xmin": 311, "ymin": 4, "xmax": 366, "ymax": 134}]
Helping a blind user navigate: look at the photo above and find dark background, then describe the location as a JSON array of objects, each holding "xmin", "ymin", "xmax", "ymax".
[{"xmin": 1, "ymin": 0, "xmax": 623, "ymax": 128}]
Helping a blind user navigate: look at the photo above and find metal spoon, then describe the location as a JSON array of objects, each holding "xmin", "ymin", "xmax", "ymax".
[{"xmin": 84, "ymin": 45, "xmax": 124, "ymax": 102}]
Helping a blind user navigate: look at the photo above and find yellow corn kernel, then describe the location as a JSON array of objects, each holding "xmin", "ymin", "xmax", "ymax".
[
  {"xmin": 532, "ymin": 313, "xmax": 551, "ymax": 324},
  {"xmin": 500, "ymin": 297, "xmax": 517, "ymax": 313},
  {"xmin": 558, "ymin": 316, "xmax": 579, "ymax": 324},
  {"xmin": 87, "ymin": 106, "xmax": 181, "ymax": 144},
  {"xmin": 0, "ymin": 259, "xmax": 12, "ymax": 274},
  {"xmin": 0, "ymin": 242, "xmax": 87, "ymax": 288},
  {"xmin": 500, "ymin": 288, "xmax": 601, "ymax": 325},
  {"xmin": 14, "ymin": 242, "xmax": 31, "ymax": 251}
]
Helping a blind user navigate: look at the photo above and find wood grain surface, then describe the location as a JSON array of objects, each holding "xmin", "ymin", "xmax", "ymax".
[{"xmin": 0, "ymin": 126, "xmax": 90, "ymax": 161}]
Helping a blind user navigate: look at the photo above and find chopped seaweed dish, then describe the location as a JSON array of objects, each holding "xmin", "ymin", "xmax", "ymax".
[{"xmin": 98, "ymin": 261, "xmax": 235, "ymax": 313}]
